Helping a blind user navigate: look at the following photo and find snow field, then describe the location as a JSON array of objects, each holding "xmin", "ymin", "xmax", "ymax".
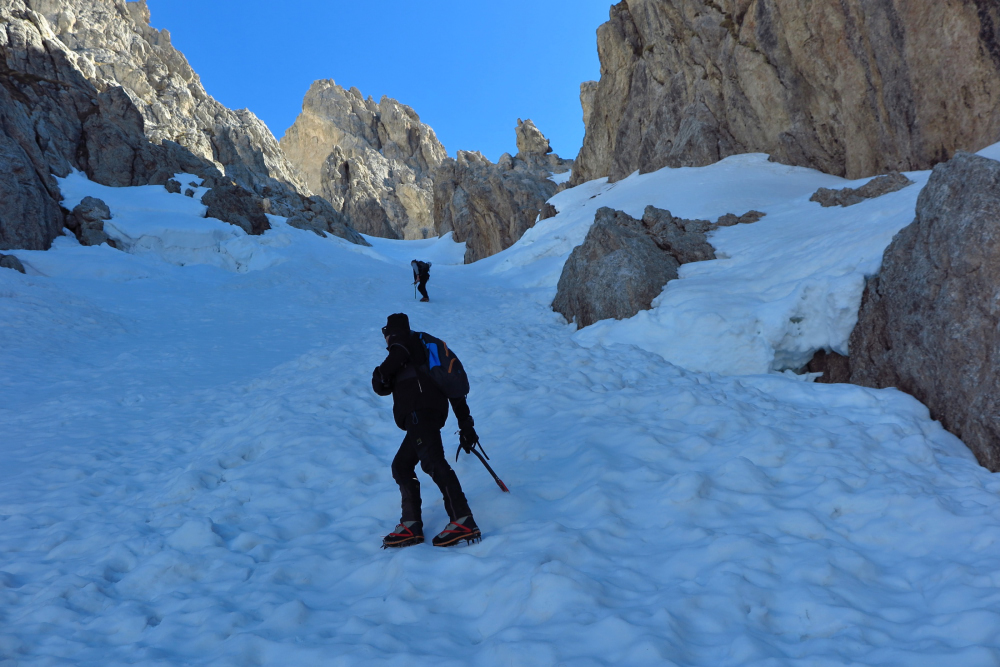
[
  {"xmin": 490, "ymin": 154, "xmax": 930, "ymax": 375},
  {"xmin": 1, "ymin": 161, "xmax": 1000, "ymax": 664}
]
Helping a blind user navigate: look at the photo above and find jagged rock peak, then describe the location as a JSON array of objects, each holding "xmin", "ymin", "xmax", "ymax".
[
  {"xmin": 515, "ymin": 119, "xmax": 552, "ymax": 157},
  {"xmin": 433, "ymin": 123, "xmax": 575, "ymax": 263},
  {"xmin": 281, "ymin": 79, "xmax": 447, "ymax": 240},
  {"xmin": 572, "ymin": 0, "xmax": 1000, "ymax": 186}
]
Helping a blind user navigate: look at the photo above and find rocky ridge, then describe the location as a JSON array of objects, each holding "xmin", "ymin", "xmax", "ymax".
[
  {"xmin": 433, "ymin": 120, "xmax": 574, "ymax": 263},
  {"xmin": 30, "ymin": 0, "xmax": 310, "ymax": 202},
  {"xmin": 572, "ymin": 0, "xmax": 1000, "ymax": 186},
  {"xmin": 280, "ymin": 80, "xmax": 447, "ymax": 240},
  {"xmin": 0, "ymin": 1, "xmax": 214, "ymax": 250},
  {"xmin": 1, "ymin": 0, "xmax": 366, "ymax": 251}
]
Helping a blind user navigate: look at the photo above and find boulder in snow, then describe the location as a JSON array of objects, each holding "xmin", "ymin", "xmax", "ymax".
[
  {"xmin": 810, "ymin": 172, "xmax": 914, "ymax": 208},
  {"xmin": 554, "ymin": 205, "xmax": 766, "ymax": 327},
  {"xmin": 65, "ymin": 197, "xmax": 113, "ymax": 247},
  {"xmin": 553, "ymin": 207, "xmax": 679, "ymax": 327},
  {"xmin": 0, "ymin": 253, "xmax": 26, "ymax": 273},
  {"xmin": 202, "ymin": 185, "xmax": 270, "ymax": 236},
  {"xmin": 641, "ymin": 206, "xmax": 717, "ymax": 265},
  {"xmin": 850, "ymin": 152, "xmax": 1000, "ymax": 470},
  {"xmin": 805, "ymin": 349, "xmax": 851, "ymax": 384}
]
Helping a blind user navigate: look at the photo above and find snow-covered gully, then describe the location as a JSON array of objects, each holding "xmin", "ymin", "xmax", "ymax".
[{"xmin": 3, "ymin": 158, "xmax": 1000, "ymax": 665}]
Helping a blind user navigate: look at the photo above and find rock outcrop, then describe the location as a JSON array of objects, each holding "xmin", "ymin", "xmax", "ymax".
[
  {"xmin": 32, "ymin": 0, "xmax": 310, "ymax": 201},
  {"xmin": 280, "ymin": 80, "xmax": 447, "ymax": 240},
  {"xmin": 580, "ymin": 81, "xmax": 599, "ymax": 131},
  {"xmin": 553, "ymin": 205, "xmax": 763, "ymax": 326},
  {"xmin": 553, "ymin": 207, "xmax": 680, "ymax": 327},
  {"xmin": 65, "ymin": 196, "xmax": 112, "ymax": 246},
  {"xmin": 516, "ymin": 118, "xmax": 552, "ymax": 157},
  {"xmin": 572, "ymin": 0, "xmax": 1000, "ymax": 186},
  {"xmin": 849, "ymin": 152, "xmax": 1000, "ymax": 471},
  {"xmin": 0, "ymin": 1, "xmax": 218, "ymax": 250},
  {"xmin": 810, "ymin": 172, "xmax": 914, "ymax": 208},
  {"xmin": 201, "ymin": 185, "xmax": 270, "ymax": 236},
  {"xmin": 434, "ymin": 121, "xmax": 573, "ymax": 263},
  {"xmin": 0, "ymin": 253, "xmax": 26, "ymax": 273},
  {"xmin": 805, "ymin": 349, "xmax": 851, "ymax": 384},
  {"xmin": 0, "ymin": 0, "xmax": 366, "ymax": 251}
]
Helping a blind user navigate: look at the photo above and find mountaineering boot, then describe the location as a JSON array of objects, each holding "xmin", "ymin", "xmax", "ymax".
[
  {"xmin": 432, "ymin": 515, "xmax": 481, "ymax": 547},
  {"xmin": 382, "ymin": 520, "xmax": 424, "ymax": 548},
  {"xmin": 420, "ymin": 296, "xmax": 429, "ymax": 302}
]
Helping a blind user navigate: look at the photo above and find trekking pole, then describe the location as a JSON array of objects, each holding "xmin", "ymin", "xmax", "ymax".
[{"xmin": 468, "ymin": 441, "xmax": 509, "ymax": 493}]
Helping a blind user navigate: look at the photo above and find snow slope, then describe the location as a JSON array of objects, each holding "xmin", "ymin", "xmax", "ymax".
[
  {"xmin": 2, "ymin": 160, "xmax": 1000, "ymax": 665},
  {"xmin": 486, "ymin": 154, "xmax": 929, "ymax": 375}
]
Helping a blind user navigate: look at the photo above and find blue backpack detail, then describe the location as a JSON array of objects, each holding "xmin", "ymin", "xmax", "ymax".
[{"xmin": 415, "ymin": 332, "xmax": 470, "ymax": 398}]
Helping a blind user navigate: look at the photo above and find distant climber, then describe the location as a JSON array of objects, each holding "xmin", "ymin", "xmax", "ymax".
[
  {"xmin": 411, "ymin": 259, "xmax": 431, "ymax": 302},
  {"xmin": 372, "ymin": 312, "xmax": 482, "ymax": 548}
]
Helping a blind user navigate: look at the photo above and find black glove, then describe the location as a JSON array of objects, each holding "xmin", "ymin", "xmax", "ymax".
[
  {"xmin": 372, "ymin": 367, "xmax": 391, "ymax": 396},
  {"xmin": 457, "ymin": 423, "xmax": 479, "ymax": 459}
]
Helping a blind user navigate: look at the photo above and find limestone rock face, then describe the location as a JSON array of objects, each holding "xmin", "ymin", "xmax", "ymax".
[
  {"xmin": 580, "ymin": 81, "xmax": 599, "ymax": 131},
  {"xmin": 572, "ymin": 0, "xmax": 1000, "ymax": 186},
  {"xmin": 281, "ymin": 80, "xmax": 447, "ymax": 239},
  {"xmin": 811, "ymin": 172, "xmax": 914, "ymax": 208},
  {"xmin": 553, "ymin": 204, "xmax": 764, "ymax": 327},
  {"xmin": 434, "ymin": 121, "xmax": 574, "ymax": 263},
  {"xmin": 0, "ymin": 0, "xmax": 366, "ymax": 250},
  {"xmin": 0, "ymin": 1, "xmax": 216, "ymax": 249},
  {"xmin": 849, "ymin": 153, "xmax": 1000, "ymax": 471},
  {"xmin": 28, "ymin": 0, "xmax": 310, "ymax": 200},
  {"xmin": 553, "ymin": 207, "xmax": 680, "ymax": 327}
]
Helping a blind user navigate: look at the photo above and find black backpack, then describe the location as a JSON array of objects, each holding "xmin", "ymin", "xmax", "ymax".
[{"xmin": 413, "ymin": 331, "xmax": 470, "ymax": 398}]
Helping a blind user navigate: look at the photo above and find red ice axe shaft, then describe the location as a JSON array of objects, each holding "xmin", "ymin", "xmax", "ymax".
[{"xmin": 457, "ymin": 440, "xmax": 509, "ymax": 493}]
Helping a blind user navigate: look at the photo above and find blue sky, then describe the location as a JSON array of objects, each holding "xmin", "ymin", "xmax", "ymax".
[{"xmin": 144, "ymin": 1, "xmax": 611, "ymax": 162}]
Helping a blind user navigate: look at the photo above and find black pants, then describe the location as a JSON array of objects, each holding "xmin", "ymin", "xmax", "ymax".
[
  {"xmin": 391, "ymin": 426, "xmax": 471, "ymax": 523},
  {"xmin": 417, "ymin": 277, "xmax": 429, "ymax": 299}
]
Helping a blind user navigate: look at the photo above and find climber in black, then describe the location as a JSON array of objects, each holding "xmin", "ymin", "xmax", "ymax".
[
  {"xmin": 372, "ymin": 313, "xmax": 481, "ymax": 548},
  {"xmin": 411, "ymin": 259, "xmax": 431, "ymax": 302}
]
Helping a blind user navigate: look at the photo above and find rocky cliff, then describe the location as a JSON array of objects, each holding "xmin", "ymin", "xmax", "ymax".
[
  {"xmin": 29, "ymin": 0, "xmax": 310, "ymax": 201},
  {"xmin": 0, "ymin": 1, "xmax": 216, "ymax": 249},
  {"xmin": 1, "ymin": 0, "xmax": 365, "ymax": 251},
  {"xmin": 280, "ymin": 80, "xmax": 447, "ymax": 240},
  {"xmin": 849, "ymin": 152, "xmax": 1000, "ymax": 471},
  {"xmin": 434, "ymin": 120, "xmax": 573, "ymax": 263},
  {"xmin": 572, "ymin": 0, "xmax": 1000, "ymax": 185}
]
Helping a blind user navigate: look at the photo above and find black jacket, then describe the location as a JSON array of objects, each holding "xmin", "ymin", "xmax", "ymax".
[
  {"xmin": 411, "ymin": 260, "xmax": 430, "ymax": 282},
  {"xmin": 373, "ymin": 331, "xmax": 471, "ymax": 431}
]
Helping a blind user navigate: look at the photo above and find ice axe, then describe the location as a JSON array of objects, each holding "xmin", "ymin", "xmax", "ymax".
[{"xmin": 456, "ymin": 440, "xmax": 509, "ymax": 493}]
